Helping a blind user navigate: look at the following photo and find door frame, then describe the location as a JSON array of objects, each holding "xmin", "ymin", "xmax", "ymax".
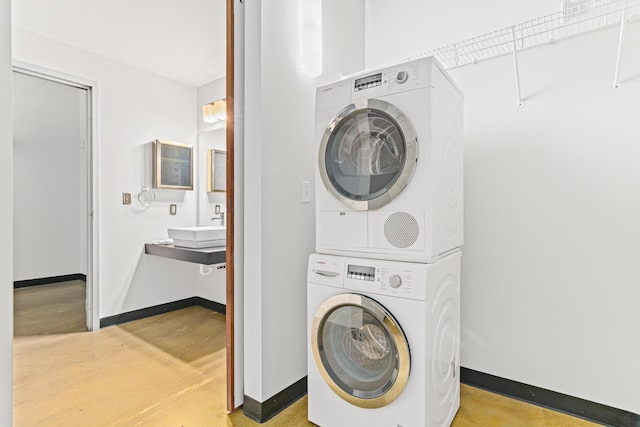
[
  {"xmin": 225, "ymin": 0, "xmax": 236, "ymax": 412},
  {"xmin": 12, "ymin": 61, "xmax": 100, "ymax": 331}
]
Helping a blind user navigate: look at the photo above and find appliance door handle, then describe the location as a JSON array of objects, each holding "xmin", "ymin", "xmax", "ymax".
[{"xmin": 313, "ymin": 269, "xmax": 340, "ymax": 278}]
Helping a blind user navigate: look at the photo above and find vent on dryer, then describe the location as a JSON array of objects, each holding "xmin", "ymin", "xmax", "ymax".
[{"xmin": 384, "ymin": 212, "xmax": 419, "ymax": 248}]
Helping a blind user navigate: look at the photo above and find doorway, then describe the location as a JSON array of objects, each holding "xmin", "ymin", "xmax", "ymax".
[
  {"xmin": 12, "ymin": 68, "xmax": 96, "ymax": 333},
  {"xmin": 10, "ymin": 0, "xmax": 238, "ymax": 412}
]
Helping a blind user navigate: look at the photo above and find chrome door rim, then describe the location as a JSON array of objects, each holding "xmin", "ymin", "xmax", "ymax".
[
  {"xmin": 318, "ymin": 98, "xmax": 418, "ymax": 211},
  {"xmin": 311, "ymin": 293, "xmax": 411, "ymax": 408}
]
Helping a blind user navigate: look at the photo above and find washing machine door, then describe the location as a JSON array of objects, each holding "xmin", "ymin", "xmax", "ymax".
[
  {"xmin": 318, "ymin": 98, "xmax": 418, "ymax": 210},
  {"xmin": 311, "ymin": 293, "xmax": 411, "ymax": 408}
]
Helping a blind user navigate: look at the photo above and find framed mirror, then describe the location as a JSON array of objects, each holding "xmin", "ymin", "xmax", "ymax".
[
  {"xmin": 153, "ymin": 139, "xmax": 193, "ymax": 190},
  {"xmin": 207, "ymin": 149, "xmax": 226, "ymax": 193}
]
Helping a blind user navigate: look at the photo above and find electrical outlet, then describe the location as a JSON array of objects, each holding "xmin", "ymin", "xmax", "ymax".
[
  {"xmin": 122, "ymin": 193, "xmax": 131, "ymax": 205},
  {"xmin": 302, "ymin": 181, "xmax": 311, "ymax": 204},
  {"xmin": 170, "ymin": 204, "xmax": 177, "ymax": 215}
]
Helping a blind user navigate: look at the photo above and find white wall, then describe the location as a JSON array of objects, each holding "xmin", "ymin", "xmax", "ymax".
[
  {"xmin": 195, "ymin": 263, "xmax": 226, "ymax": 304},
  {"xmin": 453, "ymin": 27, "xmax": 640, "ymax": 414},
  {"xmin": 12, "ymin": 28, "xmax": 200, "ymax": 319},
  {"xmin": 364, "ymin": 0, "xmax": 560, "ymax": 68},
  {"xmin": 243, "ymin": 0, "xmax": 364, "ymax": 403},
  {"xmin": 244, "ymin": 0, "xmax": 265, "ymax": 400},
  {"xmin": 13, "ymin": 72, "xmax": 87, "ymax": 281},
  {"xmin": 366, "ymin": 1, "xmax": 640, "ymax": 414},
  {"xmin": 0, "ymin": 0, "xmax": 13, "ymax": 422}
]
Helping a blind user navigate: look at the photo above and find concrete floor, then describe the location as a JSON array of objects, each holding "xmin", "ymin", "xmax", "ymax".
[
  {"xmin": 13, "ymin": 283, "xmax": 599, "ymax": 426},
  {"xmin": 14, "ymin": 280, "xmax": 87, "ymax": 336}
]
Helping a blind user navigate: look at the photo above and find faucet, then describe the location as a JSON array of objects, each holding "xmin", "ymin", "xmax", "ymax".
[{"xmin": 211, "ymin": 212, "xmax": 225, "ymax": 227}]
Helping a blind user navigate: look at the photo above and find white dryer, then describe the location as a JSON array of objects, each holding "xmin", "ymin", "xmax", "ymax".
[
  {"xmin": 307, "ymin": 251, "xmax": 461, "ymax": 427},
  {"xmin": 315, "ymin": 57, "xmax": 464, "ymax": 263}
]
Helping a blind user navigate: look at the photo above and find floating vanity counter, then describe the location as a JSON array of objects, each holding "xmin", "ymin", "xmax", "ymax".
[
  {"xmin": 144, "ymin": 243, "xmax": 226, "ymax": 265},
  {"xmin": 146, "ymin": 226, "xmax": 227, "ymax": 265}
]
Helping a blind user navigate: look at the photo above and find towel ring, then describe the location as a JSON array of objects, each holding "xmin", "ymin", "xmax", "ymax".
[{"xmin": 137, "ymin": 187, "xmax": 156, "ymax": 206}]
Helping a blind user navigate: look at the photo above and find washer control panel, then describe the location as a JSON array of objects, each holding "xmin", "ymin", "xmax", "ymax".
[
  {"xmin": 308, "ymin": 254, "xmax": 429, "ymax": 301},
  {"xmin": 345, "ymin": 260, "xmax": 427, "ymax": 300}
]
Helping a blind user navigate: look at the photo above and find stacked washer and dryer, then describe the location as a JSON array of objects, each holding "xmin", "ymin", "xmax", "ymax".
[{"xmin": 307, "ymin": 57, "xmax": 464, "ymax": 427}]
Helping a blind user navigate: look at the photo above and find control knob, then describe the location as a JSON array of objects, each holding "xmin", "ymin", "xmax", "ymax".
[
  {"xmin": 389, "ymin": 274, "xmax": 402, "ymax": 289},
  {"xmin": 395, "ymin": 71, "xmax": 409, "ymax": 84}
]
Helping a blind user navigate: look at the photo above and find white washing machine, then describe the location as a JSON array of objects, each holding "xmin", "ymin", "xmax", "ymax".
[
  {"xmin": 315, "ymin": 56, "xmax": 464, "ymax": 263},
  {"xmin": 307, "ymin": 251, "xmax": 461, "ymax": 427}
]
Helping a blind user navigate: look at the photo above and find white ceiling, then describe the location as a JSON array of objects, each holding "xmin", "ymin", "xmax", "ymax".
[{"xmin": 12, "ymin": 0, "xmax": 227, "ymax": 87}]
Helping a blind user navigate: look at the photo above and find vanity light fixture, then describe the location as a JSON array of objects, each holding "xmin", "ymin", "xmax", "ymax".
[{"xmin": 203, "ymin": 98, "xmax": 227, "ymax": 124}]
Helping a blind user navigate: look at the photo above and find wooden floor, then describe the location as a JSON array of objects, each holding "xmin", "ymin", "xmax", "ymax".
[{"xmin": 13, "ymin": 285, "xmax": 600, "ymax": 426}]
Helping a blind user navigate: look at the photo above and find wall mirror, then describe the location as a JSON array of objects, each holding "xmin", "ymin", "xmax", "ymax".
[
  {"xmin": 153, "ymin": 139, "xmax": 194, "ymax": 190},
  {"xmin": 207, "ymin": 149, "xmax": 227, "ymax": 193},
  {"xmin": 198, "ymin": 128, "xmax": 225, "ymax": 226}
]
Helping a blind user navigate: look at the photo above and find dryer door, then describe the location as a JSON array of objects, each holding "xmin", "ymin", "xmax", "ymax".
[
  {"xmin": 318, "ymin": 98, "xmax": 418, "ymax": 210},
  {"xmin": 311, "ymin": 293, "xmax": 410, "ymax": 408}
]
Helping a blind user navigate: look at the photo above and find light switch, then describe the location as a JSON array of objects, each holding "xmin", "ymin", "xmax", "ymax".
[
  {"xmin": 302, "ymin": 181, "xmax": 311, "ymax": 204},
  {"xmin": 122, "ymin": 193, "xmax": 131, "ymax": 205},
  {"xmin": 170, "ymin": 204, "xmax": 177, "ymax": 215}
]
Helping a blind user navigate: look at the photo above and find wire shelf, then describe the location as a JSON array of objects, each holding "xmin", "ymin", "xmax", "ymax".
[
  {"xmin": 342, "ymin": 0, "xmax": 639, "ymax": 105},
  {"xmin": 417, "ymin": 0, "xmax": 639, "ymax": 69}
]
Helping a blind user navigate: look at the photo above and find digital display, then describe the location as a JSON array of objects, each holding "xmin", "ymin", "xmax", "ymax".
[
  {"xmin": 347, "ymin": 264, "xmax": 375, "ymax": 281},
  {"xmin": 354, "ymin": 73, "xmax": 382, "ymax": 91}
]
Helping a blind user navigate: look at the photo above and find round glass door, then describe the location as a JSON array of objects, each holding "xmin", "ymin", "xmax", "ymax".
[
  {"xmin": 311, "ymin": 294, "xmax": 411, "ymax": 408},
  {"xmin": 318, "ymin": 99, "xmax": 418, "ymax": 210}
]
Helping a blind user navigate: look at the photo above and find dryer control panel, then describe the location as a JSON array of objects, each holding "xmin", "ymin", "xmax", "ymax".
[{"xmin": 350, "ymin": 58, "xmax": 431, "ymax": 102}]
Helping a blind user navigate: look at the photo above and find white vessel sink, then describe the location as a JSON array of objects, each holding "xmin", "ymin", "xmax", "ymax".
[{"xmin": 167, "ymin": 226, "xmax": 226, "ymax": 248}]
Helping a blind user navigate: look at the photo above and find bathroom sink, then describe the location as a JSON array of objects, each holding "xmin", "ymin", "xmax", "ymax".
[{"xmin": 167, "ymin": 226, "xmax": 226, "ymax": 248}]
